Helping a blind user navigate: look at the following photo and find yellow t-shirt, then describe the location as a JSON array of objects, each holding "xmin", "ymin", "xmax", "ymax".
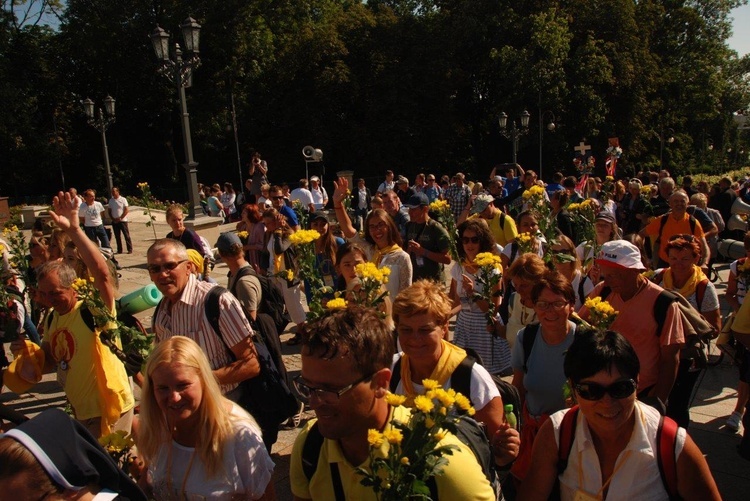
[
  {"xmin": 487, "ymin": 210, "xmax": 518, "ymax": 248},
  {"xmin": 45, "ymin": 301, "xmax": 134, "ymax": 420},
  {"xmin": 290, "ymin": 405, "xmax": 495, "ymax": 500},
  {"xmin": 645, "ymin": 213, "xmax": 705, "ymax": 262}
]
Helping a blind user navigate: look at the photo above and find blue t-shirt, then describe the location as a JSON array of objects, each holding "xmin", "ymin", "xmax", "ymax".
[
  {"xmin": 545, "ymin": 183, "xmax": 564, "ymax": 198},
  {"xmin": 279, "ymin": 205, "xmax": 300, "ymax": 227},
  {"xmin": 511, "ymin": 322, "xmax": 576, "ymax": 416},
  {"xmin": 505, "ymin": 177, "xmax": 521, "ymax": 194}
]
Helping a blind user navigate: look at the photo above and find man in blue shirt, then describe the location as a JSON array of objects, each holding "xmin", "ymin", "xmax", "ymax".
[{"xmin": 270, "ymin": 185, "xmax": 300, "ymax": 231}]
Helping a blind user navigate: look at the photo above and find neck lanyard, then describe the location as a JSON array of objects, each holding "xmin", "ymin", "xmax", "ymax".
[{"xmin": 166, "ymin": 442, "xmax": 197, "ymax": 499}]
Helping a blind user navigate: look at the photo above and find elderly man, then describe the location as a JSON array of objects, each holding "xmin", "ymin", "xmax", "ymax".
[
  {"xmin": 443, "ymin": 172, "xmax": 472, "ymax": 221},
  {"xmin": 403, "ymin": 193, "xmax": 451, "ymax": 282},
  {"xmin": 579, "ymin": 240, "xmax": 685, "ymax": 411},
  {"xmin": 148, "ymin": 238, "xmax": 260, "ymax": 400},
  {"xmin": 460, "ymin": 193, "xmax": 518, "ymax": 247},
  {"xmin": 291, "ymin": 179, "xmax": 316, "ymax": 213},
  {"xmin": 309, "ymin": 176, "xmax": 328, "ymax": 209},
  {"xmin": 23, "ymin": 192, "xmax": 134, "ymax": 438},
  {"xmin": 290, "ymin": 307, "xmax": 497, "ymax": 500},
  {"xmin": 641, "ymin": 190, "xmax": 709, "ymax": 269},
  {"xmin": 395, "ymin": 175, "xmax": 415, "ymax": 205}
]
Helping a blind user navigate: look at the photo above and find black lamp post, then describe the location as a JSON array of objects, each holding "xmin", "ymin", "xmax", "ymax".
[
  {"xmin": 150, "ymin": 17, "xmax": 203, "ymax": 219},
  {"xmin": 82, "ymin": 96, "xmax": 116, "ymax": 195},
  {"xmin": 499, "ymin": 110, "xmax": 530, "ymax": 165}
]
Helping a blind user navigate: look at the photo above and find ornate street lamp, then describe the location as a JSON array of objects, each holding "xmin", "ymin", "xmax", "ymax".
[
  {"xmin": 82, "ymin": 96, "xmax": 116, "ymax": 195},
  {"xmin": 499, "ymin": 110, "xmax": 530, "ymax": 165},
  {"xmin": 150, "ymin": 17, "xmax": 203, "ymax": 219},
  {"xmin": 538, "ymin": 110, "xmax": 556, "ymax": 179}
]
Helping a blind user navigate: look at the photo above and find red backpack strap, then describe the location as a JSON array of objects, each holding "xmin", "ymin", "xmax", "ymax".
[
  {"xmin": 657, "ymin": 415, "xmax": 680, "ymax": 500},
  {"xmin": 557, "ymin": 405, "xmax": 579, "ymax": 475}
]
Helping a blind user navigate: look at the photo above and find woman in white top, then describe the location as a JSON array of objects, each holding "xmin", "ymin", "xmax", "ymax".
[
  {"xmin": 725, "ymin": 232, "xmax": 750, "ymax": 432},
  {"xmin": 221, "ymin": 182, "xmax": 237, "ymax": 219},
  {"xmin": 332, "ymin": 177, "xmax": 412, "ymax": 298},
  {"xmin": 138, "ymin": 336, "xmax": 275, "ymax": 500},
  {"xmin": 520, "ymin": 330, "xmax": 720, "ymax": 501},
  {"xmin": 449, "ymin": 218, "xmax": 509, "ymax": 375},
  {"xmin": 391, "ymin": 280, "xmax": 519, "ymax": 467},
  {"xmin": 575, "ymin": 210, "xmax": 622, "ymax": 280}
]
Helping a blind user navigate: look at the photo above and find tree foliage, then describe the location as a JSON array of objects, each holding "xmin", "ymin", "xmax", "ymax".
[{"xmin": 1, "ymin": 0, "xmax": 748, "ymax": 200}]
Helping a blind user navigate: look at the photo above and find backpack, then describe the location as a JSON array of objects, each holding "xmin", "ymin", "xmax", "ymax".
[
  {"xmin": 389, "ymin": 353, "xmax": 522, "ymax": 432},
  {"xmin": 301, "ymin": 414, "xmax": 504, "ymax": 501},
  {"xmin": 651, "ymin": 214, "xmax": 698, "ymax": 267},
  {"xmin": 557, "ymin": 406, "xmax": 680, "ymax": 500},
  {"xmin": 229, "ymin": 266, "xmax": 291, "ymax": 335}
]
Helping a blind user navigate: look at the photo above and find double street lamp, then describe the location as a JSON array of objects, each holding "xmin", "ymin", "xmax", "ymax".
[
  {"xmin": 150, "ymin": 17, "xmax": 203, "ymax": 220},
  {"xmin": 82, "ymin": 96, "xmax": 116, "ymax": 195},
  {"xmin": 498, "ymin": 110, "xmax": 530, "ymax": 165}
]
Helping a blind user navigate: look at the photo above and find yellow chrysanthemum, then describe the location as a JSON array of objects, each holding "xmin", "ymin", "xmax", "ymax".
[
  {"xmin": 422, "ymin": 379, "xmax": 439, "ymax": 390},
  {"xmin": 289, "ymin": 229, "xmax": 321, "ymax": 246},
  {"xmin": 137, "ymin": 182, "xmax": 149, "ymax": 190},
  {"xmin": 326, "ymin": 298, "xmax": 348, "ymax": 310},
  {"xmin": 237, "ymin": 231, "xmax": 249, "ymax": 239},
  {"xmin": 383, "ymin": 428, "xmax": 403, "ymax": 445},
  {"xmin": 414, "ymin": 395, "xmax": 435, "ymax": 413},
  {"xmin": 400, "ymin": 457, "xmax": 410, "ymax": 465},
  {"xmin": 433, "ymin": 388, "xmax": 455, "ymax": 408},
  {"xmin": 0, "ymin": 243, "xmax": 4, "ymax": 254},
  {"xmin": 367, "ymin": 429, "xmax": 384, "ymax": 447},
  {"xmin": 71, "ymin": 278, "xmax": 88, "ymax": 291},
  {"xmin": 433, "ymin": 429, "xmax": 447, "ymax": 441},
  {"xmin": 285, "ymin": 269, "xmax": 294, "ymax": 281},
  {"xmin": 454, "ymin": 393, "xmax": 472, "ymax": 412},
  {"xmin": 516, "ymin": 232, "xmax": 532, "ymax": 244},
  {"xmin": 385, "ymin": 393, "xmax": 407, "ymax": 407}
]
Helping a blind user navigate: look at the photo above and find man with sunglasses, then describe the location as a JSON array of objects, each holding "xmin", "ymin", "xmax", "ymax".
[
  {"xmin": 147, "ymin": 239, "xmax": 260, "ymax": 401},
  {"xmin": 579, "ymin": 240, "xmax": 684, "ymax": 413},
  {"xmin": 461, "ymin": 193, "xmax": 518, "ymax": 247},
  {"xmin": 270, "ymin": 185, "xmax": 300, "ymax": 231},
  {"xmin": 16, "ymin": 192, "xmax": 134, "ymax": 438},
  {"xmin": 290, "ymin": 307, "xmax": 496, "ymax": 500}
]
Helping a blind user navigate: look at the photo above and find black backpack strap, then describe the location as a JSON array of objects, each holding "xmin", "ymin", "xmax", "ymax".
[
  {"xmin": 330, "ymin": 463, "xmax": 345, "ymax": 501},
  {"xmin": 600, "ymin": 286, "xmax": 612, "ymax": 301},
  {"xmin": 229, "ymin": 266, "xmax": 256, "ymax": 296},
  {"xmin": 450, "ymin": 356, "xmax": 475, "ymax": 405},
  {"xmin": 390, "ymin": 357, "xmax": 402, "ymax": 393},
  {"xmin": 657, "ymin": 214, "xmax": 669, "ymax": 244},
  {"xmin": 302, "ymin": 422, "xmax": 325, "ymax": 481},
  {"xmin": 577, "ymin": 274, "xmax": 588, "ymax": 303},
  {"xmin": 499, "ymin": 211, "xmax": 506, "ymax": 231},
  {"xmin": 522, "ymin": 323, "xmax": 540, "ymax": 373},
  {"xmin": 654, "ymin": 290, "xmax": 678, "ymax": 337},
  {"xmin": 510, "ymin": 242, "xmax": 518, "ymax": 263},
  {"xmin": 557, "ymin": 406, "xmax": 579, "ymax": 475},
  {"xmin": 46, "ymin": 305, "xmax": 96, "ymax": 333},
  {"xmin": 689, "ymin": 215, "xmax": 697, "ymax": 235},
  {"xmin": 204, "ymin": 286, "xmax": 224, "ymax": 339}
]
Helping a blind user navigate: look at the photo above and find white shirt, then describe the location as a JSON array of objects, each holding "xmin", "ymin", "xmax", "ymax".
[
  {"xmin": 552, "ymin": 401, "xmax": 686, "ymax": 501},
  {"xmin": 107, "ymin": 195, "xmax": 129, "ymax": 221},
  {"xmin": 377, "ymin": 180, "xmax": 395, "ymax": 194},
  {"xmin": 310, "ymin": 185, "xmax": 328, "ymax": 206},
  {"xmin": 78, "ymin": 201, "xmax": 105, "ymax": 227},
  {"xmin": 290, "ymin": 187, "xmax": 315, "ymax": 208}
]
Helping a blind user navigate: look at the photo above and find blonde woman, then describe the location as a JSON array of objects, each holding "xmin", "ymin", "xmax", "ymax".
[{"xmin": 138, "ymin": 336, "xmax": 275, "ymax": 500}]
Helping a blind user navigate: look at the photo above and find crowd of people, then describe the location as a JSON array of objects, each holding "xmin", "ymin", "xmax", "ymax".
[{"xmin": 3, "ymin": 158, "xmax": 750, "ymax": 499}]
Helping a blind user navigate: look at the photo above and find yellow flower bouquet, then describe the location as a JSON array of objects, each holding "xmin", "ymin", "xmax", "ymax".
[
  {"xmin": 71, "ymin": 277, "xmax": 154, "ymax": 375},
  {"xmin": 236, "ymin": 230, "xmax": 249, "ymax": 244},
  {"xmin": 357, "ymin": 380, "xmax": 475, "ymax": 500},
  {"xmin": 567, "ymin": 198, "xmax": 598, "ymax": 269},
  {"xmin": 429, "ymin": 199, "xmax": 459, "ymax": 261},
  {"xmin": 584, "ymin": 296, "xmax": 619, "ymax": 331},
  {"xmin": 514, "ymin": 231, "xmax": 536, "ymax": 256},
  {"xmin": 472, "ymin": 252, "xmax": 503, "ymax": 326},
  {"xmin": 521, "ymin": 186, "xmax": 557, "ymax": 262},
  {"xmin": 284, "ymin": 229, "xmax": 334, "ymax": 322},
  {"xmin": 348, "ymin": 262, "xmax": 390, "ymax": 310}
]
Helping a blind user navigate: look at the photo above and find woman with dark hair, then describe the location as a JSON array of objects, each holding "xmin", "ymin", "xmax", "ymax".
[
  {"xmin": 309, "ymin": 212, "xmax": 344, "ymax": 296},
  {"xmin": 221, "ymin": 182, "xmax": 237, "ymax": 221},
  {"xmin": 520, "ymin": 330, "xmax": 720, "ymax": 500},
  {"xmin": 509, "ymin": 271, "xmax": 579, "ymax": 483},
  {"xmin": 652, "ymin": 235, "xmax": 720, "ymax": 428},
  {"xmin": 332, "ymin": 178, "xmax": 412, "ymax": 298},
  {"xmin": 449, "ymin": 218, "xmax": 509, "ymax": 375},
  {"xmin": 550, "ymin": 235, "xmax": 593, "ymax": 309}
]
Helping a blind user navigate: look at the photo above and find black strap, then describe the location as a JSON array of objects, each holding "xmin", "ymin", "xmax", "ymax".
[
  {"xmin": 510, "ymin": 242, "xmax": 518, "ymax": 263},
  {"xmin": 450, "ymin": 357, "xmax": 474, "ymax": 404},
  {"xmin": 599, "ymin": 285, "xmax": 674, "ymax": 337},
  {"xmin": 389, "ymin": 357, "xmax": 402, "ymax": 392},
  {"xmin": 330, "ymin": 463, "xmax": 346, "ymax": 501},
  {"xmin": 498, "ymin": 211, "xmax": 506, "ymax": 231},
  {"xmin": 522, "ymin": 323, "xmax": 540, "ymax": 373},
  {"xmin": 47, "ymin": 305, "xmax": 96, "ymax": 333},
  {"xmin": 229, "ymin": 266, "xmax": 257, "ymax": 296}
]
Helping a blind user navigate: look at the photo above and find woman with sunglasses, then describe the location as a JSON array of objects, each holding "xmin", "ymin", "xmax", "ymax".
[
  {"xmin": 520, "ymin": 329, "xmax": 720, "ymax": 500},
  {"xmin": 450, "ymin": 218, "xmax": 510, "ymax": 375},
  {"xmin": 509, "ymin": 271, "xmax": 579, "ymax": 484},
  {"xmin": 651, "ymin": 235, "xmax": 721, "ymax": 428},
  {"xmin": 550, "ymin": 235, "xmax": 593, "ymax": 309}
]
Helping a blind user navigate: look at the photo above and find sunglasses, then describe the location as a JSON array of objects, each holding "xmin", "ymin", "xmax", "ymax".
[
  {"xmin": 272, "ymin": 196, "xmax": 284, "ymax": 200},
  {"xmin": 668, "ymin": 234, "xmax": 695, "ymax": 242},
  {"xmin": 574, "ymin": 379, "xmax": 637, "ymax": 401},
  {"xmin": 147, "ymin": 260, "xmax": 188, "ymax": 274},
  {"xmin": 462, "ymin": 236, "xmax": 480, "ymax": 244}
]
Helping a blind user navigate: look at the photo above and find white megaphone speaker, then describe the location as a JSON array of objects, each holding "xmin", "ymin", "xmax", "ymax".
[
  {"xmin": 302, "ymin": 146, "xmax": 323, "ymax": 161},
  {"xmin": 719, "ymin": 239, "xmax": 747, "ymax": 260},
  {"xmin": 727, "ymin": 214, "xmax": 749, "ymax": 233},
  {"xmin": 731, "ymin": 197, "xmax": 750, "ymax": 215}
]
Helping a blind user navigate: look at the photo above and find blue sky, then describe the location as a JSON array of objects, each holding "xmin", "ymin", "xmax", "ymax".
[{"xmin": 728, "ymin": 4, "xmax": 750, "ymax": 56}]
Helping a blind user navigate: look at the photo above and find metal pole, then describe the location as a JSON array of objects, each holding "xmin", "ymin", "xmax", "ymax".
[
  {"xmin": 512, "ymin": 121, "xmax": 518, "ymax": 164},
  {"xmin": 230, "ymin": 91, "xmax": 243, "ymax": 192},
  {"xmin": 100, "ymin": 118, "xmax": 113, "ymax": 195},
  {"xmin": 176, "ymin": 47, "xmax": 201, "ymax": 219},
  {"xmin": 538, "ymin": 111, "xmax": 543, "ymax": 180}
]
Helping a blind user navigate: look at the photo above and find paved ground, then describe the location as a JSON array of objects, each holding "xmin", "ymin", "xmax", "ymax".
[{"xmin": 2, "ymin": 207, "xmax": 750, "ymax": 500}]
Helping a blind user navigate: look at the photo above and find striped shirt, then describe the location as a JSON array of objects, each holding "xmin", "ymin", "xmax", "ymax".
[{"xmin": 153, "ymin": 275, "xmax": 253, "ymax": 393}]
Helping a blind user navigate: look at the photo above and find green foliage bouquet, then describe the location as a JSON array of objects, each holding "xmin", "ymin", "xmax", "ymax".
[
  {"xmin": 429, "ymin": 199, "xmax": 459, "ymax": 262},
  {"xmin": 71, "ymin": 278, "xmax": 153, "ymax": 374},
  {"xmin": 2, "ymin": 225, "xmax": 32, "ymax": 287},
  {"xmin": 286, "ymin": 229, "xmax": 334, "ymax": 321},
  {"xmin": 136, "ymin": 182, "xmax": 158, "ymax": 240},
  {"xmin": 357, "ymin": 381, "xmax": 476, "ymax": 500},
  {"xmin": 471, "ymin": 252, "xmax": 503, "ymax": 326},
  {"xmin": 567, "ymin": 199, "xmax": 598, "ymax": 269},
  {"xmin": 522, "ymin": 185, "xmax": 557, "ymax": 262}
]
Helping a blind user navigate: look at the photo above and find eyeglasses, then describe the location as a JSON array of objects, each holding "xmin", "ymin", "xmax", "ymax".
[
  {"xmin": 462, "ymin": 236, "xmax": 480, "ymax": 244},
  {"xmin": 668, "ymin": 234, "xmax": 695, "ymax": 242},
  {"xmin": 534, "ymin": 300, "xmax": 569, "ymax": 311},
  {"xmin": 293, "ymin": 373, "xmax": 374, "ymax": 403},
  {"xmin": 574, "ymin": 379, "xmax": 637, "ymax": 401},
  {"xmin": 368, "ymin": 222, "xmax": 388, "ymax": 232},
  {"xmin": 147, "ymin": 260, "xmax": 188, "ymax": 274}
]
